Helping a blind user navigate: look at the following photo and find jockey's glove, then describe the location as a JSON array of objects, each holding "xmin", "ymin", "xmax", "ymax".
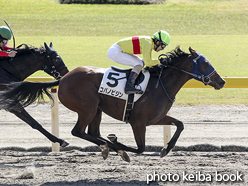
[{"xmin": 159, "ymin": 57, "xmax": 169, "ymax": 66}]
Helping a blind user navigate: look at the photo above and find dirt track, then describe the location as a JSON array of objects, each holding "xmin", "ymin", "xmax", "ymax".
[{"xmin": 0, "ymin": 104, "xmax": 247, "ymax": 185}]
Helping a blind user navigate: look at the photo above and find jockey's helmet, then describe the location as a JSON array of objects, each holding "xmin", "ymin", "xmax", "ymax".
[
  {"xmin": 0, "ymin": 26, "xmax": 12, "ymax": 40},
  {"xmin": 152, "ymin": 30, "xmax": 171, "ymax": 47}
]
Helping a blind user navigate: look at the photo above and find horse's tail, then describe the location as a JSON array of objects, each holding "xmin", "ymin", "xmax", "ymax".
[{"xmin": 0, "ymin": 80, "xmax": 60, "ymax": 110}]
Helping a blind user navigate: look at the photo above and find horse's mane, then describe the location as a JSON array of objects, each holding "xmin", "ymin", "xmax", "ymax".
[
  {"xmin": 145, "ymin": 46, "xmax": 189, "ymax": 73},
  {"xmin": 15, "ymin": 44, "xmax": 45, "ymax": 57}
]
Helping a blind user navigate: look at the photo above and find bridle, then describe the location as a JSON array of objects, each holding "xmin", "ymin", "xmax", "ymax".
[
  {"xmin": 156, "ymin": 52, "xmax": 217, "ymax": 102},
  {"xmin": 23, "ymin": 44, "xmax": 67, "ymax": 80},
  {"xmin": 42, "ymin": 51, "xmax": 67, "ymax": 80},
  {"xmin": 159, "ymin": 52, "xmax": 216, "ymax": 85},
  {"xmin": 190, "ymin": 54, "xmax": 216, "ymax": 85}
]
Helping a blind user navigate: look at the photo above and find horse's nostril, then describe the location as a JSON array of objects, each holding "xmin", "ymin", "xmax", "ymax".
[{"xmin": 219, "ymin": 78, "xmax": 226, "ymax": 85}]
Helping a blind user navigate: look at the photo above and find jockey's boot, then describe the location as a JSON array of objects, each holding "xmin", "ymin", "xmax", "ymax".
[{"xmin": 124, "ymin": 71, "xmax": 143, "ymax": 94}]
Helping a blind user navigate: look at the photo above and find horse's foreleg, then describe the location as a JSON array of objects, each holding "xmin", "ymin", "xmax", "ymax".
[
  {"xmin": 103, "ymin": 124, "xmax": 147, "ymax": 155},
  {"xmin": 106, "ymin": 123, "xmax": 146, "ymax": 155},
  {"xmin": 97, "ymin": 135, "xmax": 131, "ymax": 162},
  {"xmin": 111, "ymin": 137, "xmax": 145, "ymax": 153},
  {"xmin": 8, "ymin": 107, "xmax": 69, "ymax": 147},
  {"xmin": 151, "ymin": 115, "xmax": 184, "ymax": 157},
  {"xmin": 131, "ymin": 124, "xmax": 146, "ymax": 153}
]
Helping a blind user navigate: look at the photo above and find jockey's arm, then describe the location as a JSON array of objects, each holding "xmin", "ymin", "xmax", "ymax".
[
  {"xmin": 141, "ymin": 39, "xmax": 160, "ymax": 66},
  {"xmin": 0, "ymin": 50, "xmax": 9, "ymax": 57},
  {"xmin": 3, "ymin": 46, "xmax": 14, "ymax": 50},
  {"xmin": 0, "ymin": 46, "xmax": 16, "ymax": 57}
]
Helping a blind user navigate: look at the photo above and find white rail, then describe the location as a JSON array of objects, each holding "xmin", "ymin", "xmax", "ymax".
[{"xmin": 25, "ymin": 77, "xmax": 59, "ymax": 152}]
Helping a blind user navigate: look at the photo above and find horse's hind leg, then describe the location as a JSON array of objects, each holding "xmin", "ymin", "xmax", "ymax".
[
  {"xmin": 87, "ymin": 109, "xmax": 118, "ymax": 151},
  {"xmin": 71, "ymin": 109, "xmax": 113, "ymax": 159},
  {"xmin": 8, "ymin": 107, "xmax": 69, "ymax": 147},
  {"xmin": 87, "ymin": 108, "xmax": 102, "ymax": 137},
  {"xmin": 87, "ymin": 108, "xmax": 111, "ymax": 159},
  {"xmin": 73, "ymin": 108, "xmax": 130, "ymax": 161},
  {"xmin": 87, "ymin": 109, "xmax": 131, "ymax": 161},
  {"xmin": 71, "ymin": 117, "xmax": 107, "ymax": 146}
]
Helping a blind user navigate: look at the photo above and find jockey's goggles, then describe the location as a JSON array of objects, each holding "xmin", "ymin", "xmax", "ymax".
[
  {"xmin": 161, "ymin": 44, "xmax": 166, "ymax": 50},
  {"xmin": 3, "ymin": 40, "xmax": 8, "ymax": 45}
]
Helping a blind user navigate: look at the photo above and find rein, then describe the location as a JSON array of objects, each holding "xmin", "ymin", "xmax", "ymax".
[
  {"xmin": 156, "ymin": 53, "xmax": 217, "ymax": 102},
  {"xmin": 156, "ymin": 67, "xmax": 176, "ymax": 103},
  {"xmin": 166, "ymin": 64, "xmax": 216, "ymax": 85}
]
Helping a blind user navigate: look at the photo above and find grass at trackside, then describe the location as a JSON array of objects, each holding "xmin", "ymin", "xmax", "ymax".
[
  {"xmin": 1, "ymin": 0, "xmax": 248, "ymax": 104},
  {"xmin": 2, "ymin": 0, "xmax": 248, "ymax": 36},
  {"xmin": 18, "ymin": 35, "xmax": 248, "ymax": 77}
]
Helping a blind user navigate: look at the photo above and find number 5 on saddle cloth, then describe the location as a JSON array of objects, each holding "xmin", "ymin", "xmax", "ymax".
[{"xmin": 98, "ymin": 66, "xmax": 150, "ymax": 123}]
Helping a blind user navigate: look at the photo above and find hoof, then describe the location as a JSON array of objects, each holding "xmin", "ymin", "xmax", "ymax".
[
  {"xmin": 107, "ymin": 134, "xmax": 117, "ymax": 142},
  {"xmin": 100, "ymin": 143, "xmax": 109, "ymax": 160},
  {"xmin": 160, "ymin": 147, "xmax": 169, "ymax": 158},
  {"xmin": 118, "ymin": 150, "xmax": 130, "ymax": 162},
  {"xmin": 60, "ymin": 140, "xmax": 69, "ymax": 147}
]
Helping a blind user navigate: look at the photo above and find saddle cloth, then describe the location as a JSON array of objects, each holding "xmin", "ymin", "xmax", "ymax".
[{"xmin": 98, "ymin": 66, "xmax": 150, "ymax": 102}]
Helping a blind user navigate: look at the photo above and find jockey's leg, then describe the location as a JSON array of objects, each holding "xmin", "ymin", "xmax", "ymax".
[
  {"xmin": 125, "ymin": 65, "xmax": 143, "ymax": 94},
  {"xmin": 107, "ymin": 43, "xmax": 144, "ymax": 94}
]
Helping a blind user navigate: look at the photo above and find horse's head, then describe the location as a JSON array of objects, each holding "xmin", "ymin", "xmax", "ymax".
[
  {"xmin": 43, "ymin": 42, "xmax": 69, "ymax": 79},
  {"xmin": 189, "ymin": 47, "xmax": 225, "ymax": 90}
]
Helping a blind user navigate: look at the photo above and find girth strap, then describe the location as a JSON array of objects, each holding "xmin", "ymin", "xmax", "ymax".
[{"xmin": 123, "ymin": 94, "xmax": 134, "ymax": 123}]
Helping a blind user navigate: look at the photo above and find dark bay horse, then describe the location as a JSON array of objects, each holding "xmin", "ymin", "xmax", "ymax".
[
  {"xmin": 0, "ymin": 42, "xmax": 69, "ymax": 147},
  {"xmin": 0, "ymin": 47, "xmax": 225, "ymax": 161}
]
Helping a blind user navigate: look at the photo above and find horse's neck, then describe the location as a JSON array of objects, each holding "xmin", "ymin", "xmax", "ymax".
[
  {"xmin": 5, "ymin": 51, "xmax": 44, "ymax": 81},
  {"xmin": 166, "ymin": 71, "xmax": 189, "ymax": 94},
  {"xmin": 160, "ymin": 62, "xmax": 192, "ymax": 98}
]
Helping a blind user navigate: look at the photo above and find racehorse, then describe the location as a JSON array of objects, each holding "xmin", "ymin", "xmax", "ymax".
[
  {"xmin": 0, "ymin": 47, "xmax": 225, "ymax": 161},
  {"xmin": 0, "ymin": 42, "xmax": 69, "ymax": 147}
]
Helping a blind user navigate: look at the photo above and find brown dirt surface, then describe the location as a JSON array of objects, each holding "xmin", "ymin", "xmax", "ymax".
[{"xmin": 0, "ymin": 104, "xmax": 247, "ymax": 185}]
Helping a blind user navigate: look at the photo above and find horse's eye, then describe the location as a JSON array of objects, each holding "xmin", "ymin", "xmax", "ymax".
[
  {"xmin": 56, "ymin": 56, "xmax": 61, "ymax": 61},
  {"xmin": 201, "ymin": 61, "xmax": 210, "ymax": 71}
]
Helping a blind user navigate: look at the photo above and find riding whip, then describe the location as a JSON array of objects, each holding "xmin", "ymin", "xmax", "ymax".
[{"xmin": 2, "ymin": 19, "xmax": 15, "ymax": 49}]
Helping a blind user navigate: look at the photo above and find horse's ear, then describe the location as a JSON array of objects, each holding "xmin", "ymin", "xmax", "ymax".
[
  {"xmin": 49, "ymin": 42, "xmax": 53, "ymax": 49},
  {"xmin": 189, "ymin": 47, "xmax": 194, "ymax": 52},
  {"xmin": 189, "ymin": 47, "xmax": 198, "ymax": 58},
  {"xmin": 44, "ymin": 42, "xmax": 51, "ymax": 53}
]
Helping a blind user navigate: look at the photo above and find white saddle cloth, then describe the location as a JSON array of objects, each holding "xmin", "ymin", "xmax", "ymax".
[{"xmin": 98, "ymin": 66, "xmax": 150, "ymax": 102}]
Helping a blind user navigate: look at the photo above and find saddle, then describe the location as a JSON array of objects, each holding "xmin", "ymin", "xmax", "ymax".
[
  {"xmin": 98, "ymin": 66, "xmax": 150, "ymax": 123},
  {"xmin": 111, "ymin": 66, "xmax": 145, "ymax": 86}
]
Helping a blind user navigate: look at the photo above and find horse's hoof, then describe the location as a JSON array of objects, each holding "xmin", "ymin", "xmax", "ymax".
[
  {"xmin": 118, "ymin": 150, "xmax": 130, "ymax": 162},
  {"xmin": 60, "ymin": 141, "xmax": 69, "ymax": 147},
  {"xmin": 107, "ymin": 134, "xmax": 117, "ymax": 142},
  {"xmin": 100, "ymin": 143, "xmax": 109, "ymax": 160},
  {"xmin": 160, "ymin": 147, "xmax": 169, "ymax": 158}
]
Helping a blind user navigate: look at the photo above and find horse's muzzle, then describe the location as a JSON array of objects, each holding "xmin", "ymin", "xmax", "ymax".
[{"xmin": 215, "ymin": 77, "xmax": 226, "ymax": 90}]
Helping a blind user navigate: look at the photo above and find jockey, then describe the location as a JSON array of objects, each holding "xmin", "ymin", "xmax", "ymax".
[
  {"xmin": 0, "ymin": 26, "xmax": 17, "ymax": 58},
  {"xmin": 107, "ymin": 30, "xmax": 170, "ymax": 94}
]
